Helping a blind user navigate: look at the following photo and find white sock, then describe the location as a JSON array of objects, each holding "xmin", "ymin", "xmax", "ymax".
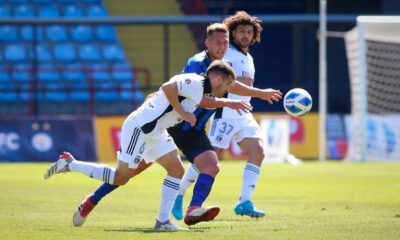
[
  {"xmin": 158, "ymin": 175, "xmax": 181, "ymax": 222},
  {"xmin": 68, "ymin": 160, "xmax": 115, "ymax": 184},
  {"xmin": 239, "ymin": 163, "xmax": 260, "ymax": 204},
  {"xmin": 177, "ymin": 164, "xmax": 200, "ymax": 196}
]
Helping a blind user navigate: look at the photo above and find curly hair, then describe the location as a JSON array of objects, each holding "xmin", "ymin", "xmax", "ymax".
[{"xmin": 223, "ymin": 11, "xmax": 263, "ymax": 45}]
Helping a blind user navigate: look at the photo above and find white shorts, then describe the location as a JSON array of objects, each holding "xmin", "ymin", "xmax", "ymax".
[
  {"xmin": 208, "ymin": 115, "xmax": 263, "ymax": 149},
  {"xmin": 117, "ymin": 117, "xmax": 177, "ymax": 169}
]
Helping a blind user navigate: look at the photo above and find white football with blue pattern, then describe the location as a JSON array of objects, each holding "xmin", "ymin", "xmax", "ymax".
[{"xmin": 283, "ymin": 88, "xmax": 312, "ymax": 117}]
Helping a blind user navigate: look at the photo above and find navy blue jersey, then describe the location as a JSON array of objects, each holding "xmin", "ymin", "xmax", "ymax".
[{"xmin": 173, "ymin": 51, "xmax": 231, "ymax": 131}]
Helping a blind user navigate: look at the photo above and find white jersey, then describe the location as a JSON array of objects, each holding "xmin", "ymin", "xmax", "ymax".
[
  {"xmin": 221, "ymin": 43, "xmax": 255, "ymax": 119},
  {"xmin": 131, "ymin": 73, "xmax": 209, "ymax": 135}
]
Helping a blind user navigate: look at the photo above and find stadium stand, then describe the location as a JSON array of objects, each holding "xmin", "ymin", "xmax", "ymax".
[{"xmin": 0, "ymin": 0, "xmax": 144, "ymax": 115}]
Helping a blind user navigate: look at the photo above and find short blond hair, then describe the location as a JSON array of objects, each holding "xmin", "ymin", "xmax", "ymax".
[{"xmin": 206, "ymin": 23, "xmax": 228, "ymax": 38}]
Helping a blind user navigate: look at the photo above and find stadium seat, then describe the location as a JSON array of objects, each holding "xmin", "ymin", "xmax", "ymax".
[
  {"xmin": 19, "ymin": 84, "xmax": 30, "ymax": 102},
  {"xmin": 44, "ymin": 83, "xmax": 68, "ymax": 102},
  {"xmin": 54, "ymin": 43, "xmax": 76, "ymax": 62},
  {"xmin": 32, "ymin": 0, "xmax": 53, "ymax": 4},
  {"xmin": 13, "ymin": 5, "xmax": 35, "ymax": 17},
  {"xmin": 87, "ymin": 5, "xmax": 107, "ymax": 18},
  {"xmin": 0, "ymin": 25, "xmax": 18, "ymax": 42},
  {"xmin": 62, "ymin": 63, "xmax": 87, "ymax": 82},
  {"xmin": 89, "ymin": 63, "xmax": 109, "ymax": 82},
  {"xmin": 0, "ymin": 6, "xmax": 10, "ymax": 18},
  {"xmin": 37, "ymin": 64, "xmax": 60, "ymax": 82},
  {"xmin": 79, "ymin": 44, "xmax": 101, "ymax": 62},
  {"xmin": 0, "ymin": 65, "xmax": 10, "ymax": 83},
  {"xmin": 5, "ymin": 44, "xmax": 27, "ymax": 62},
  {"xmin": 81, "ymin": 0, "xmax": 103, "ymax": 4},
  {"xmin": 11, "ymin": 64, "xmax": 31, "ymax": 83},
  {"xmin": 103, "ymin": 44, "xmax": 126, "ymax": 62},
  {"xmin": 95, "ymin": 83, "xmax": 118, "ymax": 101},
  {"xmin": 120, "ymin": 82, "xmax": 144, "ymax": 103},
  {"xmin": 46, "ymin": 25, "xmax": 68, "ymax": 42},
  {"xmin": 70, "ymin": 83, "xmax": 90, "ymax": 101},
  {"xmin": 21, "ymin": 26, "xmax": 45, "ymax": 42},
  {"xmin": 62, "ymin": 5, "xmax": 84, "ymax": 18},
  {"xmin": 0, "ymin": 92, "xmax": 18, "ymax": 102},
  {"xmin": 38, "ymin": 5, "xmax": 60, "ymax": 18},
  {"xmin": 0, "ymin": 83, "xmax": 17, "ymax": 102},
  {"xmin": 71, "ymin": 25, "xmax": 93, "ymax": 42},
  {"xmin": 58, "ymin": 0, "xmax": 79, "ymax": 4},
  {"xmin": 95, "ymin": 25, "xmax": 117, "ymax": 42},
  {"xmin": 7, "ymin": 0, "xmax": 29, "ymax": 3},
  {"xmin": 111, "ymin": 62, "xmax": 133, "ymax": 82},
  {"xmin": 32, "ymin": 44, "xmax": 52, "ymax": 62}
]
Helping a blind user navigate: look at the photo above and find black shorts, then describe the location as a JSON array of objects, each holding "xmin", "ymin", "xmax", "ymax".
[{"xmin": 167, "ymin": 127, "xmax": 215, "ymax": 163}]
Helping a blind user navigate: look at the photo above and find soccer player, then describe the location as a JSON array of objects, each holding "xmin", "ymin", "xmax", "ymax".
[
  {"xmin": 170, "ymin": 22, "xmax": 282, "ymax": 225},
  {"xmin": 175, "ymin": 11, "xmax": 272, "ymax": 219},
  {"xmin": 44, "ymin": 60, "xmax": 237, "ymax": 231}
]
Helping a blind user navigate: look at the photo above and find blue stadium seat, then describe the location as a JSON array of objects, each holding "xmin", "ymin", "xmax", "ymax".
[
  {"xmin": 31, "ymin": 44, "xmax": 52, "ymax": 62},
  {"xmin": 57, "ymin": 0, "xmax": 79, "ymax": 4},
  {"xmin": 70, "ymin": 83, "xmax": 90, "ymax": 101},
  {"xmin": 79, "ymin": 44, "xmax": 100, "ymax": 62},
  {"xmin": 0, "ymin": 83, "xmax": 17, "ymax": 102},
  {"xmin": 13, "ymin": 5, "xmax": 35, "ymax": 17},
  {"xmin": 0, "ymin": 65, "xmax": 10, "ymax": 83},
  {"xmin": 5, "ymin": 44, "xmax": 27, "ymax": 62},
  {"xmin": 44, "ymin": 83, "xmax": 68, "ymax": 102},
  {"xmin": 54, "ymin": 43, "xmax": 76, "ymax": 62},
  {"xmin": 62, "ymin": 64, "xmax": 87, "ymax": 82},
  {"xmin": 11, "ymin": 64, "xmax": 31, "ymax": 83},
  {"xmin": 120, "ymin": 82, "xmax": 144, "ymax": 103},
  {"xmin": 70, "ymin": 90, "xmax": 90, "ymax": 102},
  {"xmin": 46, "ymin": 25, "xmax": 68, "ymax": 42},
  {"xmin": 103, "ymin": 44, "xmax": 126, "ymax": 62},
  {"xmin": 87, "ymin": 5, "xmax": 107, "ymax": 18},
  {"xmin": 81, "ymin": 0, "xmax": 103, "ymax": 4},
  {"xmin": 62, "ymin": 5, "xmax": 84, "ymax": 18},
  {"xmin": 95, "ymin": 83, "xmax": 118, "ymax": 101},
  {"xmin": 19, "ymin": 84, "xmax": 30, "ymax": 102},
  {"xmin": 0, "ymin": 92, "xmax": 18, "ymax": 102},
  {"xmin": 37, "ymin": 64, "xmax": 60, "ymax": 82},
  {"xmin": 0, "ymin": 6, "xmax": 10, "ymax": 18},
  {"xmin": 71, "ymin": 25, "xmax": 92, "ymax": 42},
  {"xmin": 88, "ymin": 63, "xmax": 109, "ymax": 82},
  {"xmin": 0, "ymin": 26, "xmax": 18, "ymax": 42},
  {"xmin": 38, "ymin": 5, "xmax": 60, "ymax": 18},
  {"xmin": 112, "ymin": 62, "xmax": 133, "ymax": 82},
  {"xmin": 95, "ymin": 25, "xmax": 117, "ymax": 42},
  {"xmin": 21, "ymin": 26, "xmax": 44, "ymax": 42},
  {"xmin": 32, "ymin": 0, "xmax": 53, "ymax": 4},
  {"xmin": 7, "ymin": 0, "xmax": 29, "ymax": 3}
]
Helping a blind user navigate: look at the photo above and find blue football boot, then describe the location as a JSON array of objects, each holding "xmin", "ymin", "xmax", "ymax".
[
  {"xmin": 234, "ymin": 201, "xmax": 266, "ymax": 218},
  {"xmin": 172, "ymin": 195, "xmax": 183, "ymax": 220}
]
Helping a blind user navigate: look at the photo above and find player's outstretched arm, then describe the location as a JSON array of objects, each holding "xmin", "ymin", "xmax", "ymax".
[
  {"xmin": 229, "ymin": 81, "xmax": 282, "ymax": 104},
  {"xmin": 161, "ymin": 82, "xmax": 196, "ymax": 126},
  {"xmin": 199, "ymin": 96, "xmax": 253, "ymax": 115}
]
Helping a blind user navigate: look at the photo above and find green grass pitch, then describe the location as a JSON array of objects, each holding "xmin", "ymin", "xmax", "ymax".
[{"xmin": 1, "ymin": 161, "xmax": 399, "ymax": 240}]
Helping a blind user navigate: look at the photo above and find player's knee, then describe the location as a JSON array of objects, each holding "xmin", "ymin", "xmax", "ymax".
[
  {"xmin": 201, "ymin": 162, "xmax": 219, "ymax": 177},
  {"xmin": 249, "ymin": 146, "xmax": 265, "ymax": 164}
]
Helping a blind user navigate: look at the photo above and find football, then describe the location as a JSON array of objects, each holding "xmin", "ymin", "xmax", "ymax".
[{"xmin": 283, "ymin": 88, "xmax": 312, "ymax": 117}]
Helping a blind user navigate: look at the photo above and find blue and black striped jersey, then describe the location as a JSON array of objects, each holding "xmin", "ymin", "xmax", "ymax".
[{"xmin": 172, "ymin": 51, "xmax": 231, "ymax": 131}]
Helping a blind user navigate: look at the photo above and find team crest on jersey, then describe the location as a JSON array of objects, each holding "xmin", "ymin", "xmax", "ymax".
[
  {"xmin": 216, "ymin": 134, "xmax": 223, "ymax": 142},
  {"xmin": 185, "ymin": 79, "xmax": 191, "ymax": 85},
  {"xmin": 134, "ymin": 155, "xmax": 142, "ymax": 164}
]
